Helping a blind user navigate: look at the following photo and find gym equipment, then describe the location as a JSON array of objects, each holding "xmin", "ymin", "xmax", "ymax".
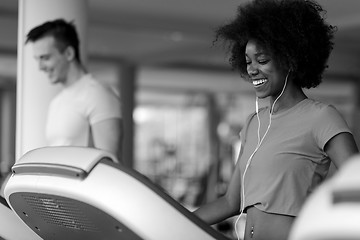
[
  {"xmin": 3, "ymin": 146, "xmax": 229, "ymax": 240},
  {"xmin": 289, "ymin": 155, "xmax": 360, "ymax": 240}
]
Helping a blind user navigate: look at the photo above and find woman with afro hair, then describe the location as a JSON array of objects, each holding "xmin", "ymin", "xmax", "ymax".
[{"xmin": 194, "ymin": 0, "xmax": 358, "ymax": 239}]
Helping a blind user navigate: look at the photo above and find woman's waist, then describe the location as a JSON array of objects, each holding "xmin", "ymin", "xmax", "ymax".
[{"xmin": 244, "ymin": 205, "xmax": 295, "ymax": 240}]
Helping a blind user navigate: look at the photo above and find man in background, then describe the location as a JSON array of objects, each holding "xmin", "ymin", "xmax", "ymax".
[{"xmin": 26, "ymin": 19, "xmax": 123, "ymax": 159}]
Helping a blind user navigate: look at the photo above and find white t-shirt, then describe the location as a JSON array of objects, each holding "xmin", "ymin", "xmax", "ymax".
[{"xmin": 46, "ymin": 74, "xmax": 122, "ymax": 147}]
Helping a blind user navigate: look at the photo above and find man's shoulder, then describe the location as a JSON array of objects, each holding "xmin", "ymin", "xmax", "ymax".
[
  {"xmin": 81, "ymin": 74, "xmax": 121, "ymax": 102},
  {"xmin": 78, "ymin": 74, "xmax": 110, "ymax": 94}
]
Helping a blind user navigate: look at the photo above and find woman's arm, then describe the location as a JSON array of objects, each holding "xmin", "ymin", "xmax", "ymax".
[
  {"xmin": 325, "ymin": 132, "xmax": 358, "ymax": 168},
  {"xmin": 193, "ymin": 161, "xmax": 241, "ymax": 225}
]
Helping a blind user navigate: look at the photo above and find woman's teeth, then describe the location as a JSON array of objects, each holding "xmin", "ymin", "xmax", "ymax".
[{"xmin": 253, "ymin": 79, "xmax": 267, "ymax": 86}]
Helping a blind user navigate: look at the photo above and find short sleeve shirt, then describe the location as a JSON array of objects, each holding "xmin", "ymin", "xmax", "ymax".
[
  {"xmin": 46, "ymin": 74, "xmax": 122, "ymax": 147},
  {"xmin": 239, "ymin": 99, "xmax": 352, "ymax": 216}
]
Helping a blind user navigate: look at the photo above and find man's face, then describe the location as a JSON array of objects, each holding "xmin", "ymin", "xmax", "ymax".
[{"xmin": 31, "ymin": 36, "xmax": 70, "ymax": 85}]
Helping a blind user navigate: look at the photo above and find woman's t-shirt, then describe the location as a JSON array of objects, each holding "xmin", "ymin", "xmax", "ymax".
[{"xmin": 239, "ymin": 98, "xmax": 352, "ymax": 216}]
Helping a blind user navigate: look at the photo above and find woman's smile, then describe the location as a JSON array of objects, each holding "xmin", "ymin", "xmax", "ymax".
[{"xmin": 252, "ymin": 78, "xmax": 268, "ymax": 88}]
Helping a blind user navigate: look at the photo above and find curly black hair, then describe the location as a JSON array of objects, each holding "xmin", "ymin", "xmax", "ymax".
[{"xmin": 215, "ymin": 0, "xmax": 336, "ymax": 88}]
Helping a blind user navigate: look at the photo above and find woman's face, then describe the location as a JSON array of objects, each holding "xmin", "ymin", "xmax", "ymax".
[{"xmin": 245, "ymin": 39, "xmax": 288, "ymax": 99}]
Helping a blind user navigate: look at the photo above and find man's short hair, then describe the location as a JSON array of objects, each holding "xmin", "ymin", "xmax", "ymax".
[{"xmin": 26, "ymin": 19, "xmax": 81, "ymax": 63}]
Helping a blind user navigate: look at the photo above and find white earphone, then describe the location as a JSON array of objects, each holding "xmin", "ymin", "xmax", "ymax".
[{"xmin": 234, "ymin": 69, "xmax": 291, "ymax": 239}]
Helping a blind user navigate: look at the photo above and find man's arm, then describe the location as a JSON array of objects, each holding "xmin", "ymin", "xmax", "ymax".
[{"xmin": 91, "ymin": 118, "xmax": 123, "ymax": 161}]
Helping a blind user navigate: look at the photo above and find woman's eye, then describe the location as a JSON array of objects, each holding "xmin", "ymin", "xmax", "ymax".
[{"xmin": 258, "ymin": 59, "xmax": 269, "ymax": 64}]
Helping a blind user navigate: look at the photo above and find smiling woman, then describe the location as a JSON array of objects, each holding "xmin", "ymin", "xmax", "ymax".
[
  {"xmin": 193, "ymin": 0, "xmax": 359, "ymax": 239},
  {"xmin": 245, "ymin": 39, "xmax": 293, "ymax": 103}
]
